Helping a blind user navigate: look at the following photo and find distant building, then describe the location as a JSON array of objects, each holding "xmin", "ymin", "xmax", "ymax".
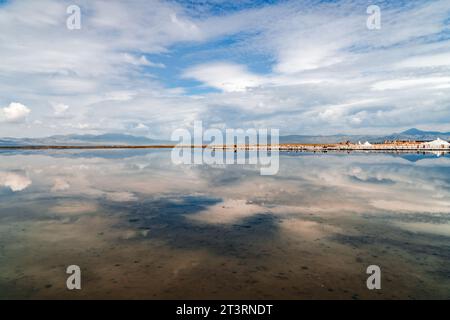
[
  {"xmin": 420, "ymin": 138, "xmax": 450, "ymax": 149},
  {"xmin": 359, "ymin": 141, "xmax": 373, "ymax": 148}
]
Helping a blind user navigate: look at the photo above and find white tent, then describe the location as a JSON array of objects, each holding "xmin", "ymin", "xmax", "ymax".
[
  {"xmin": 362, "ymin": 141, "xmax": 373, "ymax": 147},
  {"xmin": 421, "ymin": 138, "xmax": 450, "ymax": 149}
]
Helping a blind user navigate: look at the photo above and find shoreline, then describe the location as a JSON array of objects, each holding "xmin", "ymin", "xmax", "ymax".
[{"xmin": 1, "ymin": 144, "xmax": 449, "ymax": 152}]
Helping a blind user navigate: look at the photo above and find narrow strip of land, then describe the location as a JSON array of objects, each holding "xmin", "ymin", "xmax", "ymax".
[
  {"xmin": 1, "ymin": 141, "xmax": 449, "ymax": 152},
  {"xmin": 0, "ymin": 145, "xmax": 176, "ymax": 149}
]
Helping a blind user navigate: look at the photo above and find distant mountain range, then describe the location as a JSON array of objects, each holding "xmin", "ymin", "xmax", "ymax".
[
  {"xmin": 279, "ymin": 128, "xmax": 450, "ymax": 144},
  {"xmin": 0, "ymin": 129, "xmax": 449, "ymax": 146},
  {"xmin": 0, "ymin": 133, "xmax": 171, "ymax": 146}
]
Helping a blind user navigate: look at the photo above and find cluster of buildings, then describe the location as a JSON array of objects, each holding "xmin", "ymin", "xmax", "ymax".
[
  {"xmin": 350, "ymin": 138, "xmax": 450, "ymax": 150},
  {"xmin": 418, "ymin": 138, "xmax": 450, "ymax": 149},
  {"xmin": 209, "ymin": 138, "xmax": 450, "ymax": 152},
  {"xmin": 276, "ymin": 138, "xmax": 450, "ymax": 151}
]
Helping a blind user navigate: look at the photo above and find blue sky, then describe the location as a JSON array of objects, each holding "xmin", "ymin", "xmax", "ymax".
[{"xmin": 0, "ymin": 0, "xmax": 449, "ymax": 138}]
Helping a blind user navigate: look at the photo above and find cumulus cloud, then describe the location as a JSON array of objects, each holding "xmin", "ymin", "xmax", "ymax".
[{"xmin": 0, "ymin": 102, "xmax": 31, "ymax": 123}]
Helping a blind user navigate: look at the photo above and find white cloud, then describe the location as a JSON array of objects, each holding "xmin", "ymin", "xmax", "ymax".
[
  {"xmin": 0, "ymin": 102, "xmax": 31, "ymax": 123},
  {"xmin": 372, "ymin": 77, "xmax": 450, "ymax": 91},
  {"xmin": 123, "ymin": 53, "xmax": 165, "ymax": 68},
  {"xmin": 103, "ymin": 91, "xmax": 136, "ymax": 102},
  {"xmin": 135, "ymin": 123, "xmax": 149, "ymax": 131},
  {"xmin": 52, "ymin": 103, "xmax": 69, "ymax": 116},
  {"xmin": 396, "ymin": 52, "xmax": 450, "ymax": 69},
  {"xmin": 183, "ymin": 62, "xmax": 264, "ymax": 92},
  {"xmin": 275, "ymin": 46, "xmax": 344, "ymax": 74}
]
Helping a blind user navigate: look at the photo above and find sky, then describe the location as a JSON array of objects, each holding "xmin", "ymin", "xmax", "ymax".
[{"xmin": 0, "ymin": 0, "xmax": 449, "ymax": 138}]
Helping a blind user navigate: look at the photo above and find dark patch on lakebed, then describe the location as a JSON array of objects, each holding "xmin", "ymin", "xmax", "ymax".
[{"xmin": 100, "ymin": 195, "xmax": 280, "ymax": 259}]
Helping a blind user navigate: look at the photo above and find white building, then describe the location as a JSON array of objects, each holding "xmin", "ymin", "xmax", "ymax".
[
  {"xmin": 420, "ymin": 138, "xmax": 450, "ymax": 149},
  {"xmin": 358, "ymin": 141, "xmax": 373, "ymax": 148}
]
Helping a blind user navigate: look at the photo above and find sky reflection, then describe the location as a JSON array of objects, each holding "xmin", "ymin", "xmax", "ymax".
[{"xmin": 0, "ymin": 150, "xmax": 449, "ymax": 299}]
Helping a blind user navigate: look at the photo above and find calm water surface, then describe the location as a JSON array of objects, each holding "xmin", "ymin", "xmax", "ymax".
[{"xmin": 0, "ymin": 149, "xmax": 449, "ymax": 299}]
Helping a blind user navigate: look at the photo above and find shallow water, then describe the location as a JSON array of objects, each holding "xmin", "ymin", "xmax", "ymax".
[{"xmin": 0, "ymin": 149, "xmax": 449, "ymax": 299}]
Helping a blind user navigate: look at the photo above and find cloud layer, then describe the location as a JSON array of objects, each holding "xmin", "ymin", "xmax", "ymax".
[{"xmin": 0, "ymin": 0, "xmax": 449, "ymax": 138}]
